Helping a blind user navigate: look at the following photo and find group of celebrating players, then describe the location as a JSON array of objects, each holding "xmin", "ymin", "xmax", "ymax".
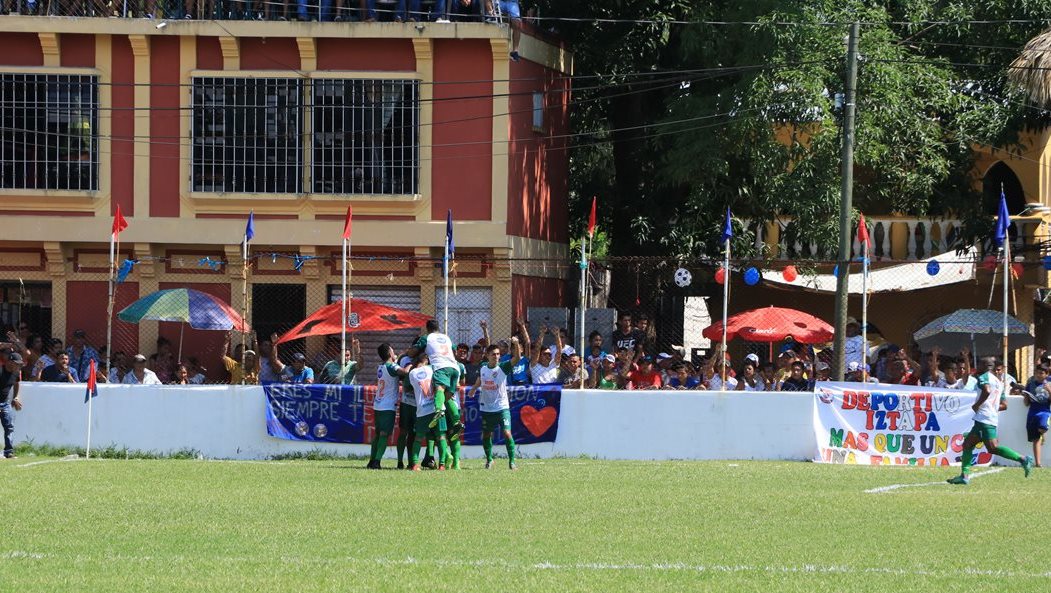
[{"xmin": 368, "ymin": 319, "xmax": 519, "ymax": 471}]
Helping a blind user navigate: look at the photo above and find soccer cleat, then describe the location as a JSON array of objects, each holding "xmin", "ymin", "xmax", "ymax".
[
  {"xmin": 509, "ymin": 462, "xmax": 517, "ymax": 471},
  {"xmin": 1022, "ymin": 455, "xmax": 1035, "ymax": 478},
  {"xmin": 422, "ymin": 456, "xmax": 436, "ymax": 470},
  {"xmin": 428, "ymin": 409, "xmax": 445, "ymax": 429},
  {"xmin": 510, "ymin": 51, "xmax": 520, "ymax": 62},
  {"xmin": 484, "ymin": 459, "xmax": 493, "ymax": 470},
  {"xmin": 397, "ymin": 461, "xmax": 405, "ymax": 470},
  {"xmin": 438, "ymin": 464, "xmax": 446, "ymax": 471},
  {"xmin": 946, "ymin": 474, "xmax": 970, "ymax": 485},
  {"xmin": 447, "ymin": 421, "xmax": 464, "ymax": 441},
  {"xmin": 410, "ymin": 464, "xmax": 421, "ymax": 472}
]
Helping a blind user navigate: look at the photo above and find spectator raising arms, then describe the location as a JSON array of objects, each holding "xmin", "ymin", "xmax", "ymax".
[
  {"xmin": 588, "ymin": 354, "xmax": 620, "ymax": 390},
  {"xmin": 623, "ymin": 355, "xmax": 662, "ymax": 390},
  {"xmin": 529, "ymin": 325, "xmax": 562, "ymax": 384}
]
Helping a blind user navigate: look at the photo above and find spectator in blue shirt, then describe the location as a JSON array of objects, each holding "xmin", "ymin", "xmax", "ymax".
[
  {"xmin": 66, "ymin": 329, "xmax": 100, "ymax": 384},
  {"xmin": 41, "ymin": 353, "xmax": 79, "ymax": 383},
  {"xmin": 1024, "ymin": 363, "xmax": 1051, "ymax": 467},
  {"xmin": 282, "ymin": 352, "xmax": 315, "ymax": 384}
]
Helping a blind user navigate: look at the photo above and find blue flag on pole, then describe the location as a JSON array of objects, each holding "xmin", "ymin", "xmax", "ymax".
[
  {"xmin": 993, "ymin": 193, "xmax": 1009, "ymax": 247},
  {"xmin": 720, "ymin": 206, "xmax": 733, "ymax": 244},
  {"xmin": 446, "ymin": 209, "xmax": 455, "ymax": 259},
  {"xmin": 244, "ymin": 211, "xmax": 255, "ymax": 242}
]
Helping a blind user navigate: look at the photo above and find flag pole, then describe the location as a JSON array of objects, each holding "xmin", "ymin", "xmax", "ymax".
[
  {"xmin": 85, "ymin": 360, "xmax": 95, "ymax": 459},
  {"xmin": 721, "ymin": 236, "xmax": 730, "ymax": 386},
  {"xmin": 578, "ymin": 233, "xmax": 587, "ymax": 389},
  {"xmin": 105, "ymin": 232, "xmax": 116, "ymax": 380},
  {"xmin": 1002, "ymin": 210, "xmax": 1010, "ymax": 385},
  {"xmin": 861, "ymin": 231, "xmax": 869, "ymax": 383},
  {"xmin": 241, "ymin": 233, "xmax": 249, "ymax": 385},
  {"xmin": 341, "ymin": 235, "xmax": 348, "ymax": 368},
  {"xmin": 443, "ymin": 235, "xmax": 450, "ymax": 333}
]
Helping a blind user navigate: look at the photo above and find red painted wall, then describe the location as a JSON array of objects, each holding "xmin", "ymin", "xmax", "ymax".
[
  {"xmin": 60, "ymin": 34, "xmax": 95, "ymax": 68},
  {"xmin": 65, "ymin": 281, "xmax": 140, "ymax": 360},
  {"xmin": 512, "ymin": 274, "xmax": 566, "ymax": 322},
  {"xmin": 317, "ymin": 38, "xmax": 415, "ymax": 71},
  {"xmin": 150, "ymin": 35, "xmax": 181, "ymax": 217},
  {"xmin": 157, "ymin": 282, "xmax": 232, "ymax": 383},
  {"xmin": 111, "ymin": 35, "xmax": 135, "ymax": 217},
  {"xmin": 431, "ymin": 39, "xmax": 493, "ymax": 221},
  {"xmin": 506, "ymin": 59, "xmax": 569, "ymax": 243},
  {"xmin": 0, "ymin": 33, "xmax": 43, "ymax": 66},
  {"xmin": 196, "ymin": 37, "xmax": 223, "ymax": 70},
  {"xmin": 240, "ymin": 38, "xmax": 300, "ymax": 70}
]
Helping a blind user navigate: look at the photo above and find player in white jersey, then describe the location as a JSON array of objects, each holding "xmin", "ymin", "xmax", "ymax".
[
  {"xmin": 948, "ymin": 357, "xmax": 1034, "ymax": 484},
  {"xmin": 470, "ymin": 337, "xmax": 522, "ymax": 469},
  {"xmin": 409, "ymin": 320, "xmax": 464, "ymax": 469},
  {"xmin": 367, "ymin": 343, "xmax": 409, "ymax": 470},
  {"xmin": 407, "ymin": 353, "xmax": 449, "ymax": 471}
]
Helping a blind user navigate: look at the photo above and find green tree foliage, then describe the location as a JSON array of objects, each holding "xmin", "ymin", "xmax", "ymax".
[{"xmin": 533, "ymin": 0, "xmax": 1051, "ymax": 257}]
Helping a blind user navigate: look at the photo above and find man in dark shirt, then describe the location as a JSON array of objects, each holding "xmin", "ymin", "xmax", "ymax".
[
  {"xmin": 41, "ymin": 352, "xmax": 79, "ymax": 383},
  {"xmin": 1, "ymin": 352, "xmax": 25, "ymax": 459},
  {"xmin": 610, "ymin": 312, "xmax": 645, "ymax": 357},
  {"xmin": 779, "ymin": 361, "xmax": 811, "ymax": 392}
]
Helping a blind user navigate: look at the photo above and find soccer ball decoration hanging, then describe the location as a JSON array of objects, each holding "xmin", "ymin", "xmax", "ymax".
[
  {"xmin": 782, "ymin": 265, "xmax": 798, "ymax": 282},
  {"xmin": 673, "ymin": 267, "xmax": 692, "ymax": 287}
]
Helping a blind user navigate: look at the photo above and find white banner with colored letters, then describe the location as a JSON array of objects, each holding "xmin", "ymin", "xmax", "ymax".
[{"xmin": 813, "ymin": 381, "xmax": 992, "ymax": 467}]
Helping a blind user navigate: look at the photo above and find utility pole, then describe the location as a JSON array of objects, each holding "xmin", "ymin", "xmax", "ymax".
[{"xmin": 832, "ymin": 22, "xmax": 860, "ymax": 381}]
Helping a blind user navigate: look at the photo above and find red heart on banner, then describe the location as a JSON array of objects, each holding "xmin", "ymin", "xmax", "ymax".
[{"xmin": 520, "ymin": 405, "xmax": 557, "ymax": 437}]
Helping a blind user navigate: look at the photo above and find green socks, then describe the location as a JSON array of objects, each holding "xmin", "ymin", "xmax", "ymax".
[
  {"xmin": 961, "ymin": 445, "xmax": 974, "ymax": 475},
  {"xmin": 482, "ymin": 435, "xmax": 494, "ymax": 462},
  {"xmin": 995, "ymin": 445, "xmax": 1024, "ymax": 463},
  {"xmin": 371, "ymin": 432, "xmax": 389, "ymax": 462},
  {"xmin": 505, "ymin": 433, "xmax": 516, "ymax": 464},
  {"xmin": 433, "ymin": 388, "xmax": 447, "ymax": 419},
  {"xmin": 409, "ymin": 439, "xmax": 422, "ymax": 466}
]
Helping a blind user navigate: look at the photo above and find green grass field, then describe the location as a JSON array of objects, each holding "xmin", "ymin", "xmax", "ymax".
[{"xmin": 0, "ymin": 456, "xmax": 1047, "ymax": 593}]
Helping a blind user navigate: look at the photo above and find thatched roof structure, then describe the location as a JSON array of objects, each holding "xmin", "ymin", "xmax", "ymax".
[{"xmin": 1009, "ymin": 29, "xmax": 1051, "ymax": 106}]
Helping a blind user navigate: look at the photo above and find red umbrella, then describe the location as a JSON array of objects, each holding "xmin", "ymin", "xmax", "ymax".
[
  {"xmin": 274, "ymin": 299, "xmax": 432, "ymax": 344},
  {"xmin": 702, "ymin": 306, "xmax": 833, "ymax": 344}
]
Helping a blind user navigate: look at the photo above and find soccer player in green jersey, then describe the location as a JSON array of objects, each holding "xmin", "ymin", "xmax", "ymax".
[
  {"xmin": 470, "ymin": 337, "xmax": 521, "ymax": 469},
  {"xmin": 948, "ymin": 357, "xmax": 1034, "ymax": 484},
  {"xmin": 408, "ymin": 353, "xmax": 449, "ymax": 471},
  {"xmin": 409, "ymin": 320, "xmax": 463, "ymax": 468},
  {"xmin": 368, "ymin": 343, "xmax": 408, "ymax": 470}
]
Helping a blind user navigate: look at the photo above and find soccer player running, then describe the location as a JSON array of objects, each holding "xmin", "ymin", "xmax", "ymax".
[
  {"xmin": 947, "ymin": 356, "xmax": 1034, "ymax": 485},
  {"xmin": 409, "ymin": 320, "xmax": 463, "ymax": 469},
  {"xmin": 368, "ymin": 343, "xmax": 409, "ymax": 470},
  {"xmin": 470, "ymin": 337, "xmax": 522, "ymax": 470},
  {"xmin": 408, "ymin": 353, "xmax": 449, "ymax": 471}
]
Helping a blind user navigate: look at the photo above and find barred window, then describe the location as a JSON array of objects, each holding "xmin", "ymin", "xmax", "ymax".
[
  {"xmin": 0, "ymin": 73, "xmax": 99, "ymax": 191},
  {"xmin": 312, "ymin": 79, "xmax": 419, "ymax": 195},
  {"xmin": 191, "ymin": 77, "xmax": 303, "ymax": 194}
]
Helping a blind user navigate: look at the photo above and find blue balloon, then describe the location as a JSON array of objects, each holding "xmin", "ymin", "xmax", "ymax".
[
  {"xmin": 1043, "ymin": 256, "xmax": 1051, "ymax": 271},
  {"xmin": 744, "ymin": 267, "xmax": 761, "ymax": 286},
  {"xmin": 926, "ymin": 260, "xmax": 940, "ymax": 276},
  {"xmin": 832, "ymin": 265, "xmax": 839, "ymax": 278}
]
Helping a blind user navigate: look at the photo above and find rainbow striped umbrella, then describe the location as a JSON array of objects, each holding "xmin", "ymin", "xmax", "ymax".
[{"xmin": 118, "ymin": 288, "xmax": 249, "ymax": 332}]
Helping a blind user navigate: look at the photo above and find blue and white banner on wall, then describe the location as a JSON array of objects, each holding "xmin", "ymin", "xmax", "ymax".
[
  {"xmin": 264, "ymin": 384, "xmax": 561, "ymax": 445},
  {"xmin": 813, "ymin": 381, "xmax": 991, "ymax": 467}
]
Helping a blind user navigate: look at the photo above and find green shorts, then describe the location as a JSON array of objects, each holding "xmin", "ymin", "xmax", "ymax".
[
  {"xmin": 415, "ymin": 412, "xmax": 447, "ymax": 436},
  {"xmin": 398, "ymin": 403, "xmax": 416, "ymax": 431},
  {"xmin": 431, "ymin": 367, "xmax": 460, "ymax": 392},
  {"xmin": 968, "ymin": 421, "xmax": 998, "ymax": 442},
  {"xmin": 374, "ymin": 409, "xmax": 396, "ymax": 435},
  {"xmin": 481, "ymin": 409, "xmax": 512, "ymax": 433}
]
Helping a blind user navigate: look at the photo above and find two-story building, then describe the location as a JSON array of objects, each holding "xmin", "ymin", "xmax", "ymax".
[{"xmin": 0, "ymin": 16, "xmax": 572, "ymax": 378}]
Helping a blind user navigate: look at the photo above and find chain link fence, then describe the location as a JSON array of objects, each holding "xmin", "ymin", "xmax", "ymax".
[{"xmin": 2, "ymin": 251, "xmax": 1048, "ymax": 387}]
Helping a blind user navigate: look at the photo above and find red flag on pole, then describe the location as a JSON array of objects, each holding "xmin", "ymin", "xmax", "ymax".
[
  {"xmin": 857, "ymin": 213, "xmax": 870, "ymax": 247},
  {"xmin": 112, "ymin": 204, "xmax": 128, "ymax": 238},
  {"xmin": 587, "ymin": 197, "xmax": 597, "ymax": 237},
  {"xmin": 342, "ymin": 206, "xmax": 353, "ymax": 240}
]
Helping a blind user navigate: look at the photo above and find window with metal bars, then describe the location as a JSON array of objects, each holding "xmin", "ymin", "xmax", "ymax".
[
  {"xmin": 0, "ymin": 73, "xmax": 99, "ymax": 191},
  {"xmin": 191, "ymin": 77, "xmax": 303, "ymax": 194},
  {"xmin": 312, "ymin": 79, "xmax": 419, "ymax": 195}
]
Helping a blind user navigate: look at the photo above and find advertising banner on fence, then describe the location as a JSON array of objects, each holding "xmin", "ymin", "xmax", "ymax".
[
  {"xmin": 813, "ymin": 382, "xmax": 991, "ymax": 467},
  {"xmin": 264, "ymin": 384, "xmax": 561, "ymax": 445}
]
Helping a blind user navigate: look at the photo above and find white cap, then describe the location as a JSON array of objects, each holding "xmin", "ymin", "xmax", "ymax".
[
  {"xmin": 847, "ymin": 361, "xmax": 860, "ymax": 372},
  {"xmin": 561, "ymin": 346, "xmax": 576, "ymax": 357},
  {"xmin": 744, "ymin": 353, "xmax": 760, "ymax": 365},
  {"xmin": 657, "ymin": 352, "xmax": 672, "ymax": 360}
]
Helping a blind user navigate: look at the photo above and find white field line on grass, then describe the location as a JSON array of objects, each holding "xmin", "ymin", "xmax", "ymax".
[
  {"xmin": 864, "ymin": 467, "xmax": 1006, "ymax": 494},
  {"xmin": 15, "ymin": 455, "xmax": 83, "ymax": 468},
  {"xmin": 2, "ymin": 550, "xmax": 1050, "ymax": 579}
]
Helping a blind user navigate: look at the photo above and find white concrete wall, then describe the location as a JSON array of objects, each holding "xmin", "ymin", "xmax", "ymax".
[{"xmin": 9, "ymin": 384, "xmax": 1038, "ymax": 461}]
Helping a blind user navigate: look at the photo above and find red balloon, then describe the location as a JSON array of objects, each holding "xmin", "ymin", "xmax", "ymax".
[
  {"xmin": 715, "ymin": 267, "xmax": 726, "ymax": 285},
  {"xmin": 981, "ymin": 255, "xmax": 998, "ymax": 272},
  {"xmin": 1012, "ymin": 262, "xmax": 1024, "ymax": 278},
  {"xmin": 782, "ymin": 265, "xmax": 798, "ymax": 282}
]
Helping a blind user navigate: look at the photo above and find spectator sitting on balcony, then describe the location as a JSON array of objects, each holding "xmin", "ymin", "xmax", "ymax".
[
  {"xmin": 123, "ymin": 354, "xmax": 162, "ymax": 385},
  {"xmin": 813, "ymin": 361, "xmax": 831, "ymax": 386},
  {"xmin": 735, "ymin": 358, "xmax": 765, "ymax": 391},
  {"xmin": 666, "ymin": 363, "xmax": 702, "ymax": 390},
  {"xmin": 66, "ymin": 329, "xmax": 100, "ymax": 386},
  {"xmin": 185, "ymin": 357, "xmax": 207, "ymax": 384},
  {"xmin": 843, "ymin": 318, "xmax": 865, "ymax": 368},
  {"xmin": 588, "ymin": 354, "xmax": 620, "ymax": 389},
  {"xmin": 635, "ymin": 313, "xmax": 657, "ymax": 356},
  {"xmin": 222, "ymin": 333, "xmax": 260, "ymax": 385},
  {"xmin": 485, "ymin": 0, "xmax": 522, "ymax": 61},
  {"xmin": 529, "ymin": 326, "xmax": 562, "ymax": 384},
  {"xmin": 585, "ymin": 331, "xmax": 607, "ymax": 366},
  {"xmin": 33, "ymin": 339, "xmax": 63, "ymax": 381},
  {"xmin": 622, "ymin": 355, "xmax": 662, "ymax": 390},
  {"xmin": 433, "ymin": 0, "xmax": 482, "ymax": 22},
  {"xmin": 886, "ymin": 359, "xmax": 919, "ymax": 386},
  {"xmin": 611, "ymin": 312, "xmax": 644, "ymax": 359},
  {"xmin": 759, "ymin": 361, "xmax": 778, "ymax": 390},
  {"xmin": 149, "ymin": 337, "xmax": 177, "ymax": 384},
  {"xmin": 921, "ymin": 347, "xmax": 947, "ymax": 388},
  {"xmin": 559, "ymin": 352, "xmax": 588, "ymax": 387},
  {"xmin": 282, "ymin": 352, "xmax": 316, "ymax": 384},
  {"xmin": 41, "ymin": 352, "xmax": 78, "ymax": 383},
  {"xmin": 778, "ymin": 361, "xmax": 810, "ymax": 392},
  {"xmin": 172, "ymin": 364, "xmax": 192, "ymax": 385},
  {"xmin": 320, "ymin": 338, "xmax": 361, "ymax": 385},
  {"xmin": 706, "ymin": 357, "xmax": 737, "ymax": 391},
  {"xmin": 107, "ymin": 351, "xmax": 129, "ymax": 384}
]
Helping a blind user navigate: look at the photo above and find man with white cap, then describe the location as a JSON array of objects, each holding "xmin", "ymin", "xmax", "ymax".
[
  {"xmin": 122, "ymin": 354, "xmax": 162, "ymax": 385},
  {"xmin": 529, "ymin": 325, "xmax": 563, "ymax": 384}
]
